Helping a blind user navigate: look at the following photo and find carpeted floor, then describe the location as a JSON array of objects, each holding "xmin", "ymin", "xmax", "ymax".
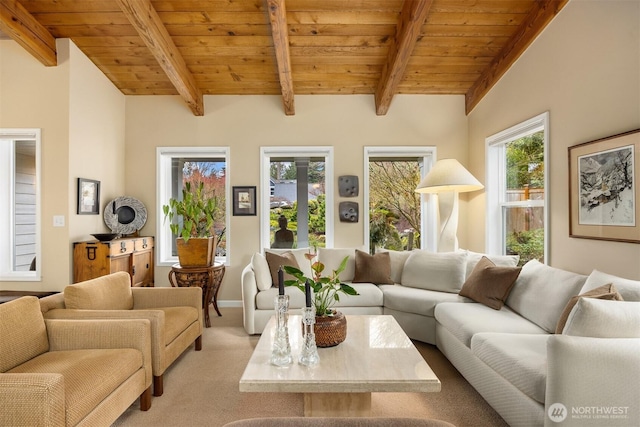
[{"xmin": 113, "ymin": 308, "xmax": 508, "ymax": 427}]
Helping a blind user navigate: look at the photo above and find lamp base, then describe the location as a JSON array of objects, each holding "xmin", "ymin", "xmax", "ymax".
[{"xmin": 437, "ymin": 191, "xmax": 458, "ymax": 252}]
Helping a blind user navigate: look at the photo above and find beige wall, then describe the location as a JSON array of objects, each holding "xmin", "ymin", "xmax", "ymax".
[
  {"xmin": 0, "ymin": 39, "xmax": 125, "ymax": 291},
  {"xmin": 124, "ymin": 94, "xmax": 468, "ymax": 301},
  {"xmin": 467, "ymin": 0, "xmax": 640, "ymax": 278}
]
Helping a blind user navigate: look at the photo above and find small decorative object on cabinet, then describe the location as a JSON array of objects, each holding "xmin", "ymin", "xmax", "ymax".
[{"xmin": 73, "ymin": 236, "xmax": 154, "ymax": 287}]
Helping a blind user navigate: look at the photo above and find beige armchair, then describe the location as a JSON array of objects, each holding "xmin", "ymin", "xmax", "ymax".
[
  {"xmin": 40, "ymin": 271, "xmax": 203, "ymax": 397},
  {"xmin": 0, "ymin": 296, "xmax": 152, "ymax": 427}
]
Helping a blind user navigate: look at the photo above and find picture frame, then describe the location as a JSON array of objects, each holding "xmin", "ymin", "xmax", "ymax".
[
  {"xmin": 77, "ymin": 178, "xmax": 100, "ymax": 215},
  {"xmin": 568, "ymin": 129, "xmax": 640, "ymax": 243},
  {"xmin": 233, "ymin": 186, "xmax": 257, "ymax": 216}
]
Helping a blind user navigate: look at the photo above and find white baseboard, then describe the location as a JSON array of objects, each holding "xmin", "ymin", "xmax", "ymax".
[{"xmin": 217, "ymin": 300, "xmax": 243, "ymax": 308}]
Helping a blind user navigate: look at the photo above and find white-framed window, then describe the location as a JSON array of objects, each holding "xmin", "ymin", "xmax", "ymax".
[
  {"xmin": 364, "ymin": 146, "xmax": 437, "ymax": 253},
  {"xmin": 156, "ymin": 147, "xmax": 230, "ymax": 266},
  {"xmin": 260, "ymin": 147, "xmax": 334, "ymax": 250},
  {"xmin": 486, "ymin": 112, "xmax": 549, "ymax": 265},
  {"xmin": 0, "ymin": 128, "xmax": 41, "ymax": 281}
]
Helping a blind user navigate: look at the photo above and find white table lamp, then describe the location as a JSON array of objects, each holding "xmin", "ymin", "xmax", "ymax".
[{"xmin": 415, "ymin": 159, "xmax": 484, "ymax": 252}]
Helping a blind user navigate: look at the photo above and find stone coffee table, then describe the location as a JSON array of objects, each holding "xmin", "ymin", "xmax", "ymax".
[{"xmin": 240, "ymin": 314, "xmax": 441, "ymax": 417}]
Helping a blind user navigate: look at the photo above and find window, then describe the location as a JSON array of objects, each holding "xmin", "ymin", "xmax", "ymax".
[
  {"xmin": 260, "ymin": 147, "xmax": 333, "ymax": 250},
  {"xmin": 0, "ymin": 129, "xmax": 41, "ymax": 281},
  {"xmin": 157, "ymin": 147, "xmax": 230, "ymax": 265},
  {"xmin": 364, "ymin": 147, "xmax": 437, "ymax": 253},
  {"xmin": 486, "ymin": 112, "xmax": 549, "ymax": 265}
]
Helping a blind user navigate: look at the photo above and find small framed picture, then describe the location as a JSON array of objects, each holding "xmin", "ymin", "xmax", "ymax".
[
  {"xmin": 569, "ymin": 129, "xmax": 640, "ymax": 243},
  {"xmin": 77, "ymin": 178, "xmax": 100, "ymax": 215},
  {"xmin": 233, "ymin": 186, "xmax": 257, "ymax": 216}
]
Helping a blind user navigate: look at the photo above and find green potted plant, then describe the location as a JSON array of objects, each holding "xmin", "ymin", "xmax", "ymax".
[
  {"xmin": 163, "ymin": 181, "xmax": 220, "ymax": 267},
  {"xmin": 284, "ymin": 250, "xmax": 359, "ymax": 347}
]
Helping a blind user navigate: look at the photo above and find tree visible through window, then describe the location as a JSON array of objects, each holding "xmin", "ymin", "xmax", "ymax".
[
  {"xmin": 486, "ymin": 112, "xmax": 548, "ymax": 266},
  {"xmin": 369, "ymin": 161, "xmax": 422, "ymax": 252},
  {"xmin": 505, "ymin": 132, "xmax": 545, "ymax": 265}
]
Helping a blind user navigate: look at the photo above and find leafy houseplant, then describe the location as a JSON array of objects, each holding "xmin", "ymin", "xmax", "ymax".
[
  {"xmin": 283, "ymin": 252, "xmax": 359, "ymax": 317},
  {"xmin": 163, "ymin": 181, "xmax": 220, "ymax": 266}
]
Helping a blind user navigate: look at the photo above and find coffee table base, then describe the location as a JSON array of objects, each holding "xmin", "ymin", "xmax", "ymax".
[{"xmin": 304, "ymin": 392, "xmax": 371, "ymax": 417}]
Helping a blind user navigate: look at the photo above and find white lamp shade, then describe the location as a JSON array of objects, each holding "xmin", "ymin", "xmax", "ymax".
[{"xmin": 415, "ymin": 158, "xmax": 484, "ymax": 194}]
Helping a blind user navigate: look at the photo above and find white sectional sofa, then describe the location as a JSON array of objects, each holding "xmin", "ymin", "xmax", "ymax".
[{"xmin": 241, "ymin": 247, "xmax": 640, "ymax": 427}]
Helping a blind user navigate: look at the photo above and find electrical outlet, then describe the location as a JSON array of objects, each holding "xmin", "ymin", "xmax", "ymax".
[{"xmin": 53, "ymin": 215, "xmax": 65, "ymax": 227}]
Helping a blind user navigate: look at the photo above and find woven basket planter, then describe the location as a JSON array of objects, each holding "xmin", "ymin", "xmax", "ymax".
[{"xmin": 313, "ymin": 311, "xmax": 347, "ymax": 347}]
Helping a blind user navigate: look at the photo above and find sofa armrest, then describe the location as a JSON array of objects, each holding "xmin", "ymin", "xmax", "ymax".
[
  {"xmin": 545, "ymin": 335, "xmax": 640, "ymax": 426},
  {"xmin": 241, "ymin": 264, "xmax": 259, "ymax": 334},
  {"xmin": 45, "ymin": 319, "xmax": 153, "ymax": 385},
  {"xmin": 0, "ymin": 373, "xmax": 66, "ymax": 427},
  {"xmin": 44, "ymin": 310, "xmax": 165, "ymax": 373}
]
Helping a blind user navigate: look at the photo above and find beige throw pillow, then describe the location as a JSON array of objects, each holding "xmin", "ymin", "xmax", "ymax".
[
  {"xmin": 352, "ymin": 250, "xmax": 393, "ymax": 285},
  {"xmin": 265, "ymin": 251, "xmax": 300, "ymax": 288},
  {"xmin": 459, "ymin": 256, "xmax": 522, "ymax": 310},
  {"xmin": 555, "ymin": 283, "xmax": 623, "ymax": 334}
]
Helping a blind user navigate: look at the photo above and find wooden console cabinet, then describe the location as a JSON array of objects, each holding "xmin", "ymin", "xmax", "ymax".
[{"xmin": 73, "ymin": 236, "xmax": 154, "ymax": 287}]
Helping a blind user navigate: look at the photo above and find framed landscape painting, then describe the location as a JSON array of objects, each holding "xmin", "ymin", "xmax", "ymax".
[{"xmin": 569, "ymin": 129, "xmax": 640, "ymax": 243}]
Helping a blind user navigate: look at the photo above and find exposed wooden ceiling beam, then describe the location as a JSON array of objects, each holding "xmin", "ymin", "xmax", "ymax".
[
  {"xmin": 0, "ymin": 0, "xmax": 56, "ymax": 66},
  {"xmin": 266, "ymin": 0, "xmax": 295, "ymax": 116},
  {"xmin": 465, "ymin": 0, "xmax": 569, "ymax": 115},
  {"xmin": 375, "ymin": 0, "xmax": 433, "ymax": 116},
  {"xmin": 115, "ymin": 0, "xmax": 204, "ymax": 116}
]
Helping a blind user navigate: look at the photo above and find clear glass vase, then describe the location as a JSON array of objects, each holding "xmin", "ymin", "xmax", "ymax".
[
  {"xmin": 298, "ymin": 307, "xmax": 320, "ymax": 366},
  {"xmin": 270, "ymin": 295, "xmax": 293, "ymax": 366}
]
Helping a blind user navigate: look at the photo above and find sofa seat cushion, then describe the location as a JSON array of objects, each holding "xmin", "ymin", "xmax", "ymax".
[
  {"xmin": 435, "ymin": 302, "xmax": 547, "ymax": 347},
  {"xmin": 255, "ymin": 283, "xmax": 383, "ymax": 310},
  {"xmin": 471, "ymin": 333, "xmax": 549, "ymax": 404},
  {"xmin": 8, "ymin": 348, "xmax": 142, "ymax": 426},
  {"xmin": 380, "ymin": 284, "xmax": 468, "ymax": 317},
  {"xmin": 160, "ymin": 306, "xmax": 199, "ymax": 345}
]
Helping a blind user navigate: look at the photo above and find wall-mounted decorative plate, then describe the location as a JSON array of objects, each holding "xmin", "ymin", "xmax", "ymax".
[
  {"xmin": 104, "ymin": 196, "xmax": 147, "ymax": 235},
  {"xmin": 338, "ymin": 175, "xmax": 359, "ymax": 197}
]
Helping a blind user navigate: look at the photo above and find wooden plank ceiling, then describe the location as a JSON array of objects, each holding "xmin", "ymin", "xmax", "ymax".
[{"xmin": 1, "ymin": 0, "xmax": 568, "ymax": 116}]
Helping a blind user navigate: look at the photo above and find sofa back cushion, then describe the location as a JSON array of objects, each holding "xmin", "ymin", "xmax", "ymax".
[
  {"xmin": 505, "ymin": 259, "xmax": 587, "ymax": 333},
  {"xmin": 65, "ymin": 271, "xmax": 134, "ymax": 310},
  {"xmin": 562, "ymin": 298, "xmax": 640, "ymax": 338},
  {"xmin": 251, "ymin": 252, "xmax": 273, "ymax": 291},
  {"xmin": 318, "ymin": 248, "xmax": 357, "ymax": 282},
  {"xmin": 580, "ymin": 269, "xmax": 640, "ymax": 301},
  {"xmin": 401, "ymin": 250, "xmax": 467, "ymax": 293},
  {"xmin": 0, "ymin": 296, "xmax": 49, "ymax": 372},
  {"xmin": 378, "ymin": 249, "xmax": 412, "ymax": 284}
]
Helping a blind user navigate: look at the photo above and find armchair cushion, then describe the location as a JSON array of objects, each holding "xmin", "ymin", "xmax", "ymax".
[
  {"xmin": 7, "ymin": 348, "xmax": 142, "ymax": 426},
  {"xmin": 0, "ymin": 296, "xmax": 49, "ymax": 372},
  {"xmin": 64, "ymin": 271, "xmax": 133, "ymax": 310},
  {"xmin": 160, "ymin": 306, "xmax": 200, "ymax": 345}
]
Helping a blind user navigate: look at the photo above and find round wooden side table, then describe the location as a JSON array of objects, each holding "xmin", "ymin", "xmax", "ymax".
[{"xmin": 168, "ymin": 262, "xmax": 225, "ymax": 328}]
